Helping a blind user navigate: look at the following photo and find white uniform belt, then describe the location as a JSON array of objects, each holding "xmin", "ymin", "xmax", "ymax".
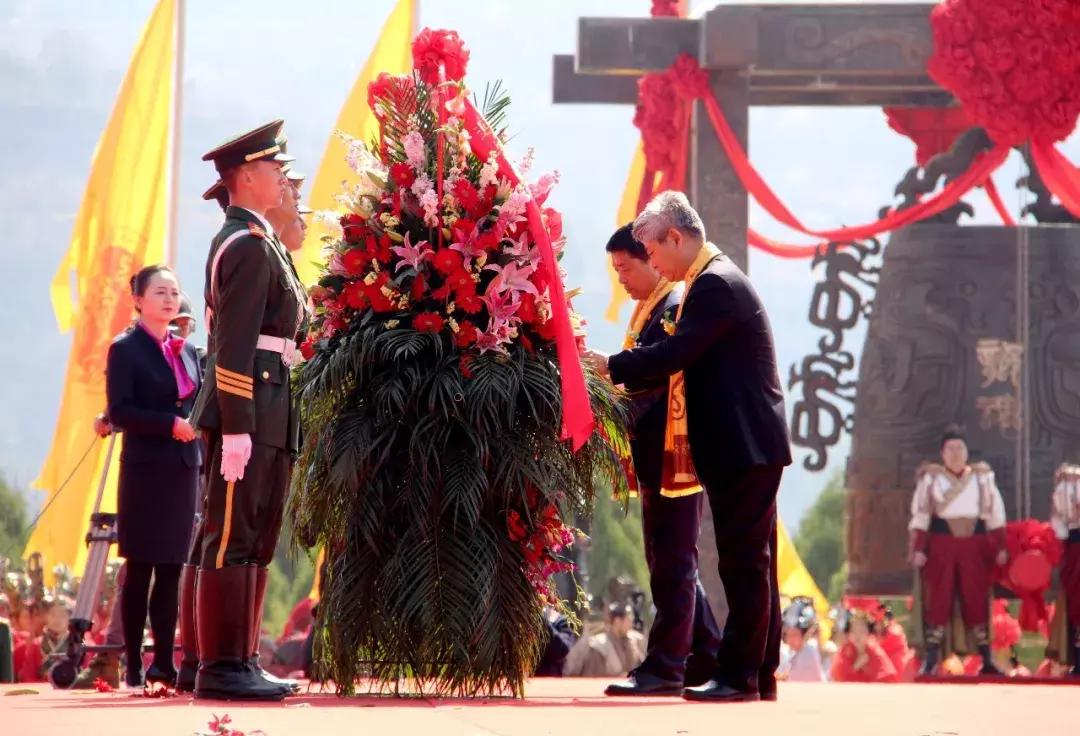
[{"xmin": 256, "ymin": 334, "xmax": 300, "ymax": 367}]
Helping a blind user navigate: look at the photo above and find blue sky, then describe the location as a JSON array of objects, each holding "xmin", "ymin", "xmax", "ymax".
[{"xmin": 3, "ymin": 0, "xmax": 1079, "ymax": 528}]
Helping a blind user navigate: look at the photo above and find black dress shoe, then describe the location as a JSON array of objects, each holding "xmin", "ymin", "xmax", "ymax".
[
  {"xmin": 145, "ymin": 663, "xmax": 177, "ymax": 689},
  {"xmin": 684, "ymin": 654, "xmax": 717, "ymax": 688},
  {"xmin": 759, "ymin": 675, "xmax": 777, "ymax": 702},
  {"xmin": 682, "ymin": 680, "xmax": 760, "ymax": 702},
  {"xmin": 605, "ymin": 671, "xmax": 684, "ymax": 696}
]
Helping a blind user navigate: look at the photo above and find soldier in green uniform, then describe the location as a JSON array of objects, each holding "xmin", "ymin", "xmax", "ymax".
[{"xmin": 188, "ymin": 120, "xmax": 309, "ymax": 701}]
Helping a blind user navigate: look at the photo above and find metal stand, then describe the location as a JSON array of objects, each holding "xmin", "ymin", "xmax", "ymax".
[{"xmin": 48, "ymin": 434, "xmax": 119, "ymax": 689}]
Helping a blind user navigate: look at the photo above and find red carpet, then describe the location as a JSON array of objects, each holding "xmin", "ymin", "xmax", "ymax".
[{"xmin": 1, "ymin": 678, "xmax": 1074, "ymax": 735}]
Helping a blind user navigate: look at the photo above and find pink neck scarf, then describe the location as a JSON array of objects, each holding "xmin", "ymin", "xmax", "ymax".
[{"xmin": 140, "ymin": 322, "xmax": 196, "ymax": 399}]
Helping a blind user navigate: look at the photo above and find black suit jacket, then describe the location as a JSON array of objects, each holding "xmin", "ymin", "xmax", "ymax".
[
  {"xmin": 106, "ymin": 326, "xmax": 203, "ymax": 468},
  {"xmin": 609, "ymin": 253, "xmax": 792, "ymax": 475},
  {"xmin": 626, "ymin": 287, "xmax": 682, "ymax": 493}
]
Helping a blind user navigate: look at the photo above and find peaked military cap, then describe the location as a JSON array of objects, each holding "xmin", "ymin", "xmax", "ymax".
[
  {"xmin": 176, "ymin": 292, "xmax": 196, "ymax": 321},
  {"xmin": 202, "ymin": 119, "xmax": 294, "ymax": 176},
  {"xmin": 297, "ymin": 204, "xmax": 313, "ymax": 215},
  {"xmin": 202, "ymin": 179, "xmax": 229, "ymax": 211},
  {"xmin": 283, "ymin": 164, "xmax": 306, "ymax": 184}
]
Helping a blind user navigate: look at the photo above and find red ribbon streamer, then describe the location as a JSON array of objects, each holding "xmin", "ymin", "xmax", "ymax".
[
  {"xmin": 982, "ymin": 178, "xmax": 1016, "ymax": 226},
  {"xmin": 700, "ymin": 94, "xmax": 1011, "ymax": 243},
  {"xmin": 1031, "ymin": 141, "xmax": 1080, "ymax": 220},
  {"xmin": 747, "ymin": 229, "xmax": 827, "ymax": 259},
  {"xmin": 461, "ymin": 99, "xmax": 595, "ymax": 450}
]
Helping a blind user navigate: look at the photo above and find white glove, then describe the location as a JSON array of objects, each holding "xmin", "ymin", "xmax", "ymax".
[
  {"xmin": 911, "ymin": 551, "xmax": 928, "ymax": 569},
  {"xmin": 221, "ymin": 433, "xmax": 253, "ymax": 482}
]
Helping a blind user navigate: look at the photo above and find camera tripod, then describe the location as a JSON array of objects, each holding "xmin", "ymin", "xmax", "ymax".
[{"xmin": 47, "ymin": 434, "xmax": 120, "ymax": 689}]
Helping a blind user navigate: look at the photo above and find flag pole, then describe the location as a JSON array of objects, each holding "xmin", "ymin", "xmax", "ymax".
[{"xmin": 165, "ymin": 0, "xmax": 185, "ymax": 267}]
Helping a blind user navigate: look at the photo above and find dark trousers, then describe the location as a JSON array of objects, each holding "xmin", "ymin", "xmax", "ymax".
[
  {"xmin": 199, "ymin": 432, "xmax": 290, "ymax": 568},
  {"xmin": 638, "ymin": 486, "xmax": 722, "ymax": 681},
  {"xmin": 698, "ymin": 463, "xmax": 783, "ymax": 693},
  {"xmin": 1065, "ymin": 542, "xmax": 1080, "ymax": 630},
  {"xmin": 122, "ymin": 561, "xmax": 182, "ymax": 673}
]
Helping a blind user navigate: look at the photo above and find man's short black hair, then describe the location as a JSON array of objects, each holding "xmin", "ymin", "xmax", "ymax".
[
  {"xmin": 941, "ymin": 424, "xmax": 967, "ymax": 449},
  {"xmin": 605, "ymin": 223, "xmax": 648, "ymax": 261},
  {"xmin": 607, "ymin": 602, "xmax": 631, "ymax": 620}
]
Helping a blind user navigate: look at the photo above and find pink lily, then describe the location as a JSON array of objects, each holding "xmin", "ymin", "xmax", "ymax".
[
  {"xmin": 485, "ymin": 261, "xmax": 539, "ymax": 296},
  {"xmin": 390, "ymin": 232, "xmax": 432, "ymax": 272}
]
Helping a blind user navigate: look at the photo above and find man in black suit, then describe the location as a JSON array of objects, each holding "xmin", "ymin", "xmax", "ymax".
[
  {"xmin": 586, "ymin": 191, "xmax": 792, "ymax": 703},
  {"xmin": 601, "ymin": 224, "xmax": 722, "ymax": 697}
]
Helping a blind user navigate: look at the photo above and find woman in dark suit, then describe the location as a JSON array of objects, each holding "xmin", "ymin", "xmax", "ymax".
[{"xmin": 107, "ymin": 265, "xmax": 202, "ymax": 687}]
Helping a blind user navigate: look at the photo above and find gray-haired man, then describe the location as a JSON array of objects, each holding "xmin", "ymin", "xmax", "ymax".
[{"xmin": 586, "ymin": 191, "xmax": 792, "ymax": 702}]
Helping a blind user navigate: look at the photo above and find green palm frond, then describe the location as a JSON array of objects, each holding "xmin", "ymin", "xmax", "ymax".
[{"xmin": 292, "ymin": 313, "xmax": 629, "ymax": 698}]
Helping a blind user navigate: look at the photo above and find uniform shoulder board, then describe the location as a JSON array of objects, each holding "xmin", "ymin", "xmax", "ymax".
[
  {"xmin": 1055, "ymin": 463, "xmax": 1080, "ymax": 483},
  {"xmin": 916, "ymin": 462, "xmax": 946, "ymax": 480},
  {"xmin": 247, "ymin": 222, "xmax": 267, "ymax": 239},
  {"xmin": 970, "ymin": 461, "xmax": 993, "ymax": 475}
]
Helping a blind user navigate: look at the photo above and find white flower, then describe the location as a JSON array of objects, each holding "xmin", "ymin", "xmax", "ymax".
[
  {"xmin": 411, "ymin": 174, "xmax": 433, "ymax": 198},
  {"xmin": 517, "ymin": 147, "xmax": 536, "ymax": 178},
  {"xmin": 403, "ymin": 130, "xmax": 427, "ymax": 170},
  {"xmin": 479, "ymin": 151, "xmax": 500, "ymax": 189},
  {"xmin": 530, "ymin": 171, "xmax": 560, "ymax": 205},
  {"xmin": 314, "ymin": 210, "xmax": 344, "ymax": 238},
  {"xmin": 420, "ymin": 188, "xmax": 440, "ymax": 227}
]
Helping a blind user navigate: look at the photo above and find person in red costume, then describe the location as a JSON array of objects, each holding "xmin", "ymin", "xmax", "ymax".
[
  {"xmin": 909, "ymin": 427, "xmax": 1008, "ymax": 676},
  {"xmin": 875, "ymin": 605, "xmax": 916, "ymax": 681},
  {"xmin": 1050, "ymin": 463, "xmax": 1080, "ymax": 676},
  {"xmin": 830, "ymin": 611, "xmax": 898, "ymax": 683}
]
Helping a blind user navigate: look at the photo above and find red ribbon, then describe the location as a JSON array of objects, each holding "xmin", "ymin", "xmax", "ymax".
[
  {"xmin": 1031, "ymin": 140, "xmax": 1080, "ymax": 220},
  {"xmin": 461, "ymin": 99, "xmax": 595, "ymax": 450},
  {"xmin": 982, "ymin": 178, "xmax": 1016, "ymax": 226},
  {"xmin": 701, "ymin": 92, "xmax": 1011, "ymax": 243}
]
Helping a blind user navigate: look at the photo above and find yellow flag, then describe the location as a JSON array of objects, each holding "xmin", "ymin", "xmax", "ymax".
[
  {"xmin": 605, "ymin": 143, "xmax": 648, "ymax": 323},
  {"xmin": 29, "ymin": 0, "xmax": 179, "ymax": 581},
  {"xmin": 295, "ymin": 0, "xmax": 415, "ymax": 286},
  {"xmin": 776, "ymin": 517, "xmax": 833, "ymax": 639}
]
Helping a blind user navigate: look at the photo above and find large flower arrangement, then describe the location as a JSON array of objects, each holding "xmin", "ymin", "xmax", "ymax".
[
  {"xmin": 927, "ymin": 0, "xmax": 1080, "ymax": 146},
  {"xmin": 289, "ymin": 28, "xmax": 629, "ymax": 698}
]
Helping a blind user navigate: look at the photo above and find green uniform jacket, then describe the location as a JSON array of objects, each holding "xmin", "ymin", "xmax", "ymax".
[{"xmin": 192, "ymin": 206, "xmax": 308, "ymax": 452}]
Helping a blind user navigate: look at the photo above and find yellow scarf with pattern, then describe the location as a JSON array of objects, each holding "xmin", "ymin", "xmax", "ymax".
[
  {"xmin": 620, "ymin": 278, "xmax": 677, "ymax": 497},
  {"xmin": 659, "ymin": 242, "xmax": 721, "ymax": 498}
]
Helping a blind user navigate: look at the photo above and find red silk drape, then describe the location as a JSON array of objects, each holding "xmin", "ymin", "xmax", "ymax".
[
  {"xmin": 1031, "ymin": 141, "xmax": 1080, "ymax": 220},
  {"xmin": 461, "ymin": 99, "xmax": 595, "ymax": 450},
  {"xmin": 982, "ymin": 179, "xmax": 1016, "ymax": 226},
  {"xmin": 701, "ymin": 93, "xmax": 1011, "ymax": 243}
]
